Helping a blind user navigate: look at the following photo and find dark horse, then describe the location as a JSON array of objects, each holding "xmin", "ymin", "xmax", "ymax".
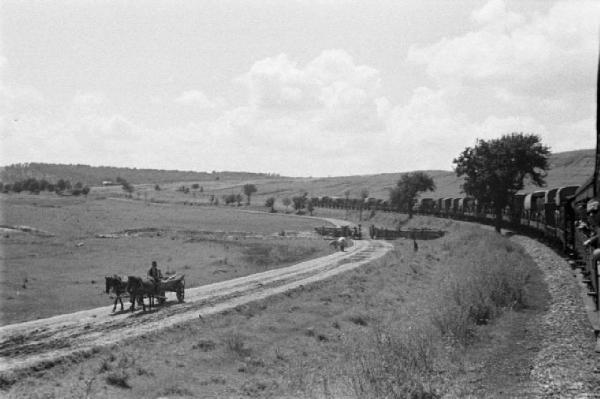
[
  {"xmin": 105, "ymin": 275, "xmax": 129, "ymax": 312},
  {"xmin": 126, "ymin": 276, "xmax": 157, "ymax": 312}
]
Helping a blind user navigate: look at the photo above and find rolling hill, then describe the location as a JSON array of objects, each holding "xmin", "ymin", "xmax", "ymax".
[{"xmin": 1, "ymin": 149, "xmax": 595, "ymax": 201}]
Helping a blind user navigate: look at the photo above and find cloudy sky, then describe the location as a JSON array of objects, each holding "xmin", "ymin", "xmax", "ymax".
[{"xmin": 1, "ymin": 0, "xmax": 598, "ymax": 177}]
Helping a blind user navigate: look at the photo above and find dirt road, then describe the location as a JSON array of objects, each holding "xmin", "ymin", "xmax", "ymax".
[{"xmin": 0, "ymin": 236, "xmax": 392, "ymax": 376}]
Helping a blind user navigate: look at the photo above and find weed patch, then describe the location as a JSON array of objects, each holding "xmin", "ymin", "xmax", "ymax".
[
  {"xmin": 105, "ymin": 371, "xmax": 131, "ymax": 389},
  {"xmin": 348, "ymin": 313, "xmax": 369, "ymax": 326},
  {"xmin": 223, "ymin": 332, "xmax": 252, "ymax": 358},
  {"xmin": 192, "ymin": 339, "xmax": 217, "ymax": 352},
  {"xmin": 158, "ymin": 385, "xmax": 193, "ymax": 396}
]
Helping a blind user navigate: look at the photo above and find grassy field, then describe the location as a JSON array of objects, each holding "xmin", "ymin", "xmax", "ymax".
[
  {"xmin": 0, "ymin": 193, "xmax": 333, "ymax": 324},
  {"xmin": 3, "ymin": 217, "xmax": 546, "ymax": 398}
]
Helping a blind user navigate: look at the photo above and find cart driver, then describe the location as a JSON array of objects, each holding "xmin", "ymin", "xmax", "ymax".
[{"xmin": 148, "ymin": 261, "xmax": 163, "ymax": 283}]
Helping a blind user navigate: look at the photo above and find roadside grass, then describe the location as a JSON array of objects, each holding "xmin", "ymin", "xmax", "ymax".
[
  {"xmin": 241, "ymin": 241, "xmax": 324, "ymax": 267},
  {"xmin": 3, "ymin": 219, "xmax": 545, "ymax": 398}
]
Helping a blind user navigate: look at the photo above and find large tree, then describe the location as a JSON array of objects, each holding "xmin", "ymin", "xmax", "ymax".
[
  {"xmin": 292, "ymin": 192, "xmax": 308, "ymax": 213},
  {"xmin": 265, "ymin": 197, "xmax": 276, "ymax": 212},
  {"xmin": 453, "ymin": 133, "xmax": 550, "ymax": 232},
  {"xmin": 243, "ymin": 184, "xmax": 257, "ymax": 205},
  {"xmin": 389, "ymin": 172, "xmax": 435, "ymax": 219},
  {"xmin": 116, "ymin": 176, "xmax": 134, "ymax": 196}
]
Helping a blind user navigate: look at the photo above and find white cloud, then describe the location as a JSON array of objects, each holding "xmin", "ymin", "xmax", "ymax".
[
  {"xmin": 471, "ymin": 0, "xmax": 524, "ymax": 30},
  {"xmin": 241, "ymin": 53, "xmax": 319, "ymax": 110},
  {"xmin": 0, "ymin": 83, "xmax": 45, "ymax": 116},
  {"xmin": 240, "ymin": 50, "xmax": 387, "ymax": 132},
  {"xmin": 395, "ymin": 0, "xmax": 598, "ymax": 171},
  {"xmin": 408, "ymin": 0, "xmax": 599, "ymax": 96},
  {"xmin": 240, "ymin": 50, "xmax": 382, "ymax": 131},
  {"xmin": 174, "ymin": 90, "xmax": 222, "ymax": 109}
]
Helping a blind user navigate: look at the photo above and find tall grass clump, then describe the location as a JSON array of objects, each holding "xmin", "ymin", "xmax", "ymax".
[
  {"xmin": 344, "ymin": 321, "xmax": 441, "ymax": 399},
  {"xmin": 337, "ymin": 224, "xmax": 537, "ymax": 397},
  {"xmin": 431, "ymin": 228, "xmax": 532, "ymax": 344}
]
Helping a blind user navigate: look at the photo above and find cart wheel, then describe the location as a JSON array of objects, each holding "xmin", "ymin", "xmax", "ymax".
[{"xmin": 177, "ymin": 281, "xmax": 185, "ymax": 303}]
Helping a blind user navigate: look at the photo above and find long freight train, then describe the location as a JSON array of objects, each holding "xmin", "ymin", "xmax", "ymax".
[{"xmin": 312, "ymin": 177, "xmax": 599, "ymax": 312}]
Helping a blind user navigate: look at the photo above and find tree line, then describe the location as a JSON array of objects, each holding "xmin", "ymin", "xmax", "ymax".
[
  {"xmin": 0, "ymin": 163, "xmax": 281, "ymax": 186},
  {"xmin": 0, "ymin": 177, "xmax": 91, "ymax": 196}
]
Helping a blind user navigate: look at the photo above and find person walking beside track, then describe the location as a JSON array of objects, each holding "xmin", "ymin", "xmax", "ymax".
[{"xmin": 337, "ymin": 236, "xmax": 346, "ymax": 251}]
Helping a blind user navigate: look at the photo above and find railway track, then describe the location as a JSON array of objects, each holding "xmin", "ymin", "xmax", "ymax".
[{"xmin": 0, "ymin": 238, "xmax": 392, "ymax": 376}]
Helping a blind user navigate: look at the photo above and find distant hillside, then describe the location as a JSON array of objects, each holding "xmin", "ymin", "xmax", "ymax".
[
  {"xmin": 199, "ymin": 149, "xmax": 597, "ymax": 202},
  {"xmin": 1, "ymin": 149, "xmax": 594, "ymax": 200},
  {"xmin": 0, "ymin": 163, "xmax": 280, "ymax": 186}
]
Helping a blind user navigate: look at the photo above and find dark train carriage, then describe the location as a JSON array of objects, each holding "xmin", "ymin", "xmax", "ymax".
[
  {"xmin": 556, "ymin": 185, "xmax": 580, "ymax": 252},
  {"xmin": 451, "ymin": 198, "xmax": 461, "ymax": 216},
  {"xmin": 523, "ymin": 190, "xmax": 546, "ymax": 228},
  {"xmin": 364, "ymin": 197, "xmax": 378, "ymax": 210},
  {"xmin": 331, "ymin": 196, "xmax": 344, "ymax": 209},
  {"xmin": 418, "ymin": 197, "xmax": 435, "ymax": 213},
  {"xmin": 436, "ymin": 198, "xmax": 444, "ymax": 215},
  {"xmin": 458, "ymin": 197, "xmax": 474, "ymax": 215},
  {"xmin": 543, "ymin": 188, "xmax": 559, "ymax": 238},
  {"xmin": 443, "ymin": 198, "xmax": 454, "ymax": 217}
]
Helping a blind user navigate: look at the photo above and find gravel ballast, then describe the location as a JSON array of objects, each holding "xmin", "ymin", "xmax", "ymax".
[{"xmin": 512, "ymin": 235, "xmax": 600, "ymax": 397}]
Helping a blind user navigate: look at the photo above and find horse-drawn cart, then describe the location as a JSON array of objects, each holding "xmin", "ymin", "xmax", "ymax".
[
  {"xmin": 155, "ymin": 273, "xmax": 185, "ymax": 304},
  {"xmin": 107, "ymin": 274, "xmax": 186, "ymax": 312}
]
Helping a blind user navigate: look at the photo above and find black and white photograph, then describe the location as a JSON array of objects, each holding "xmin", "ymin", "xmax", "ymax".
[{"xmin": 1, "ymin": 0, "xmax": 599, "ymax": 397}]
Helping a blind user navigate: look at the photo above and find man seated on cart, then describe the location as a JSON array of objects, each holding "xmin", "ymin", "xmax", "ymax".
[{"xmin": 148, "ymin": 261, "xmax": 163, "ymax": 286}]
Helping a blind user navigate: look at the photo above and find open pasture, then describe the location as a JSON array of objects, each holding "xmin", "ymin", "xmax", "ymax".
[
  {"xmin": 0, "ymin": 194, "xmax": 333, "ymax": 324},
  {"xmin": 2, "ymin": 219, "xmax": 555, "ymax": 398}
]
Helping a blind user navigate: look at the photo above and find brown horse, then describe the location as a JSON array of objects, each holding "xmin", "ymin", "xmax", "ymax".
[
  {"xmin": 126, "ymin": 276, "xmax": 157, "ymax": 312},
  {"xmin": 105, "ymin": 275, "xmax": 129, "ymax": 312}
]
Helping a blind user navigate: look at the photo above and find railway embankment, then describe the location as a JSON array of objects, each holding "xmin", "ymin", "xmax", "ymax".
[{"xmin": 511, "ymin": 235, "xmax": 600, "ymax": 397}]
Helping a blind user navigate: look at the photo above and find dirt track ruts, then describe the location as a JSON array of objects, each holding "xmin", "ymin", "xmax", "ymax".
[{"xmin": 0, "ymin": 232, "xmax": 392, "ymax": 376}]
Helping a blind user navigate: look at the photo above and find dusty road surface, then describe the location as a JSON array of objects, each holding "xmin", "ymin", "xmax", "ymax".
[{"xmin": 0, "ymin": 237, "xmax": 392, "ymax": 376}]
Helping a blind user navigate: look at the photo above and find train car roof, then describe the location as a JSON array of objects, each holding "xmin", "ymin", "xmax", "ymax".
[
  {"xmin": 544, "ymin": 188, "xmax": 559, "ymax": 204},
  {"xmin": 556, "ymin": 185, "xmax": 579, "ymax": 205},
  {"xmin": 572, "ymin": 176, "xmax": 595, "ymax": 203}
]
